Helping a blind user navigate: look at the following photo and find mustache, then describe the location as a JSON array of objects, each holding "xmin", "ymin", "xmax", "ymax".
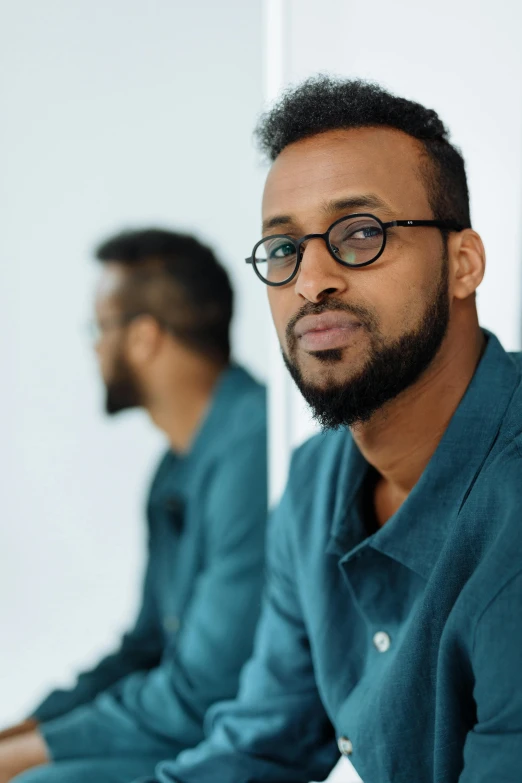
[{"xmin": 285, "ymin": 298, "xmax": 378, "ymax": 350}]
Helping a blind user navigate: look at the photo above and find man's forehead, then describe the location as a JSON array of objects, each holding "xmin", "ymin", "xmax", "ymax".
[
  {"xmin": 261, "ymin": 127, "xmax": 429, "ymax": 223},
  {"xmin": 96, "ymin": 262, "xmax": 127, "ymax": 302}
]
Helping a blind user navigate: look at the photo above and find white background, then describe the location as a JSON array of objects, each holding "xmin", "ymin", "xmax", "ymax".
[{"xmin": 1, "ymin": 4, "xmax": 522, "ymax": 782}]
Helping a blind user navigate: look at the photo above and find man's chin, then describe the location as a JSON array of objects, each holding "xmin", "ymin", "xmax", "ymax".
[
  {"xmin": 294, "ymin": 355, "xmax": 364, "ymax": 390},
  {"xmin": 306, "ymin": 347, "xmax": 344, "ymax": 364},
  {"xmin": 104, "ymin": 361, "xmax": 143, "ymax": 416}
]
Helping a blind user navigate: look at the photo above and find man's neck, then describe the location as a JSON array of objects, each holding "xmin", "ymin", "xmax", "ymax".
[
  {"xmin": 146, "ymin": 361, "xmax": 225, "ymax": 454},
  {"xmin": 351, "ymin": 322, "xmax": 485, "ymax": 525}
]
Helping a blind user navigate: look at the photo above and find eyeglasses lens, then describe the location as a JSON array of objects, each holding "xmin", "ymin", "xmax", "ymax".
[
  {"xmin": 253, "ymin": 236, "xmax": 298, "ymax": 285},
  {"xmin": 328, "ymin": 215, "xmax": 384, "ymax": 266}
]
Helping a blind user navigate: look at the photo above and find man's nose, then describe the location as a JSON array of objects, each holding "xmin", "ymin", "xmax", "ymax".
[{"xmin": 294, "ymin": 238, "xmax": 349, "ymax": 303}]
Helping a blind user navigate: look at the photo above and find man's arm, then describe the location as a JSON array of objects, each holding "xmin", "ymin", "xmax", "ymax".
[
  {"xmin": 37, "ymin": 433, "xmax": 270, "ymax": 761},
  {"xmin": 0, "ymin": 720, "xmax": 38, "ymax": 742},
  {"xmin": 0, "ymin": 726, "xmax": 49, "ymax": 782},
  {"xmin": 459, "ymin": 568, "xmax": 522, "ymax": 782},
  {"xmin": 149, "ymin": 481, "xmax": 339, "ymax": 783}
]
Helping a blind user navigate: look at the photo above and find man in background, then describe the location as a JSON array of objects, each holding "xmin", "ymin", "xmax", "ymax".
[{"xmin": 0, "ymin": 229, "xmax": 268, "ymax": 783}]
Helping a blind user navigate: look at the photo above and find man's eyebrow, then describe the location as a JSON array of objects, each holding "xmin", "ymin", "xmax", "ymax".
[
  {"xmin": 262, "ymin": 214, "xmax": 294, "ymax": 232},
  {"xmin": 262, "ymin": 194, "xmax": 394, "ymax": 233},
  {"xmin": 323, "ymin": 194, "xmax": 393, "ymax": 215}
]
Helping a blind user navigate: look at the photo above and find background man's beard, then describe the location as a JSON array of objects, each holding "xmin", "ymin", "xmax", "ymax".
[
  {"xmin": 105, "ymin": 357, "xmax": 142, "ymax": 415},
  {"xmin": 282, "ymin": 260, "xmax": 450, "ymax": 430}
]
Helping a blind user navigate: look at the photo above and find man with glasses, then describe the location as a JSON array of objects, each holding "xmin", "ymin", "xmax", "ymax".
[
  {"xmin": 139, "ymin": 78, "xmax": 522, "ymax": 783},
  {"xmin": 0, "ymin": 229, "xmax": 268, "ymax": 783}
]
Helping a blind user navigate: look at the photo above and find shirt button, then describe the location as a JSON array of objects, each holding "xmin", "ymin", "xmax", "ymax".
[
  {"xmin": 373, "ymin": 631, "xmax": 391, "ymax": 653},
  {"xmin": 337, "ymin": 736, "xmax": 353, "ymax": 756},
  {"xmin": 164, "ymin": 615, "xmax": 180, "ymax": 633}
]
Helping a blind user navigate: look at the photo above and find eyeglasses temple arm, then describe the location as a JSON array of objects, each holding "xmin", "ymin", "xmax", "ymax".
[{"xmin": 384, "ymin": 219, "xmax": 464, "ymax": 231}]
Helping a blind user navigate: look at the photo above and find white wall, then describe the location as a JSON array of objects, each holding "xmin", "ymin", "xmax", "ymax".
[
  {"xmin": 0, "ymin": 0, "xmax": 267, "ymax": 724},
  {"xmin": 268, "ymin": 0, "xmax": 522, "ymax": 459}
]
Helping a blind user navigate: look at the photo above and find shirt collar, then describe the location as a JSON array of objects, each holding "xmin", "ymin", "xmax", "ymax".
[{"xmin": 328, "ymin": 332, "xmax": 522, "ymax": 579}]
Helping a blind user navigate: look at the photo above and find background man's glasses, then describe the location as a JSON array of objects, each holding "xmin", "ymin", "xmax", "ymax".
[
  {"xmin": 86, "ymin": 313, "xmax": 142, "ymax": 343},
  {"xmin": 245, "ymin": 213, "xmax": 463, "ymax": 287}
]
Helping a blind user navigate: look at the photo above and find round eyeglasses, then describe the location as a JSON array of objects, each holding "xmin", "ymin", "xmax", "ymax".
[
  {"xmin": 86, "ymin": 312, "xmax": 146, "ymax": 342},
  {"xmin": 245, "ymin": 213, "xmax": 464, "ymax": 286}
]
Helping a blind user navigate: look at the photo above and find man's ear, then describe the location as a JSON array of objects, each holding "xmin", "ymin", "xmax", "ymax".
[
  {"xmin": 448, "ymin": 229, "xmax": 486, "ymax": 300},
  {"xmin": 126, "ymin": 315, "xmax": 163, "ymax": 366}
]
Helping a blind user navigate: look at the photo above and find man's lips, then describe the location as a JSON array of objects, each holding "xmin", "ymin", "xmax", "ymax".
[{"xmin": 294, "ymin": 312, "xmax": 362, "ymax": 352}]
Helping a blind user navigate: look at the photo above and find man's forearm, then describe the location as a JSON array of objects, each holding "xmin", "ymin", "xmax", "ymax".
[
  {"xmin": 0, "ymin": 719, "xmax": 39, "ymax": 743},
  {"xmin": 0, "ymin": 728, "xmax": 49, "ymax": 782}
]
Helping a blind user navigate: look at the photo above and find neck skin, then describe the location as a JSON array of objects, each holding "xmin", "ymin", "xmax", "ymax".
[
  {"xmin": 352, "ymin": 311, "xmax": 485, "ymax": 525},
  {"xmin": 143, "ymin": 351, "xmax": 225, "ymax": 454}
]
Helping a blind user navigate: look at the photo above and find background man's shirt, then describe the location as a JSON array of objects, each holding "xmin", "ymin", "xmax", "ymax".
[
  {"xmin": 147, "ymin": 333, "xmax": 522, "ymax": 783},
  {"xmin": 32, "ymin": 365, "xmax": 268, "ymax": 762}
]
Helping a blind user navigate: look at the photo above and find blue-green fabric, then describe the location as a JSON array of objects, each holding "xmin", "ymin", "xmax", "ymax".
[
  {"xmin": 147, "ymin": 333, "xmax": 522, "ymax": 783},
  {"xmin": 32, "ymin": 365, "xmax": 268, "ymax": 767},
  {"xmin": 13, "ymin": 757, "xmax": 166, "ymax": 783}
]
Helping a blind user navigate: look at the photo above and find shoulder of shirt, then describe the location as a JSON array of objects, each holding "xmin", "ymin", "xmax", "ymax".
[
  {"xmin": 267, "ymin": 429, "xmax": 352, "ymax": 564},
  {"xmin": 460, "ymin": 394, "xmax": 522, "ymax": 615},
  {"xmin": 288, "ymin": 427, "xmax": 351, "ymax": 474},
  {"xmin": 219, "ymin": 364, "xmax": 267, "ymax": 443},
  {"xmin": 488, "ymin": 353, "xmax": 522, "ymax": 466},
  {"xmin": 283, "ymin": 428, "xmax": 352, "ymax": 521},
  {"xmin": 195, "ymin": 365, "xmax": 267, "ymax": 468}
]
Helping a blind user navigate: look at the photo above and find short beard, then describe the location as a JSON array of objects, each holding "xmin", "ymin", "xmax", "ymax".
[
  {"xmin": 105, "ymin": 355, "xmax": 142, "ymax": 415},
  {"xmin": 282, "ymin": 257, "xmax": 450, "ymax": 430}
]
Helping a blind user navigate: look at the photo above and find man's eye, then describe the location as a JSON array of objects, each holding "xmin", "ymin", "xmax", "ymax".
[
  {"xmin": 269, "ymin": 242, "xmax": 296, "ymax": 259},
  {"xmin": 348, "ymin": 226, "xmax": 383, "ymax": 240}
]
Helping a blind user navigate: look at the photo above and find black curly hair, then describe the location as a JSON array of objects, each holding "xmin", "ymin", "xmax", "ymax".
[{"xmin": 255, "ymin": 76, "xmax": 471, "ymax": 228}]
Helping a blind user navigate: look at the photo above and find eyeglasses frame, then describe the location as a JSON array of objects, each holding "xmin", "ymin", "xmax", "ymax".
[
  {"xmin": 245, "ymin": 212, "xmax": 464, "ymax": 287},
  {"xmin": 88, "ymin": 311, "xmax": 151, "ymax": 342}
]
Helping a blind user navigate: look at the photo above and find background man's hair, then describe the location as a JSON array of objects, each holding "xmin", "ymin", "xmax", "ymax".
[
  {"xmin": 96, "ymin": 228, "xmax": 233, "ymax": 364},
  {"xmin": 255, "ymin": 75, "xmax": 471, "ymax": 228}
]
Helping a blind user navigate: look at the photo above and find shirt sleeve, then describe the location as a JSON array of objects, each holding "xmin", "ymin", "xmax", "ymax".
[
  {"xmin": 32, "ymin": 529, "xmax": 163, "ymax": 724},
  {"xmin": 459, "ymin": 568, "xmax": 522, "ymax": 782},
  {"xmin": 40, "ymin": 431, "xmax": 269, "ymax": 761},
  {"xmin": 150, "ymin": 481, "xmax": 339, "ymax": 783}
]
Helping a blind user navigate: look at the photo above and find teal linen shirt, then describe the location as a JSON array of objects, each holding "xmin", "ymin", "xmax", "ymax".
[
  {"xmin": 148, "ymin": 333, "xmax": 522, "ymax": 783},
  {"xmin": 33, "ymin": 365, "xmax": 268, "ymax": 762}
]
